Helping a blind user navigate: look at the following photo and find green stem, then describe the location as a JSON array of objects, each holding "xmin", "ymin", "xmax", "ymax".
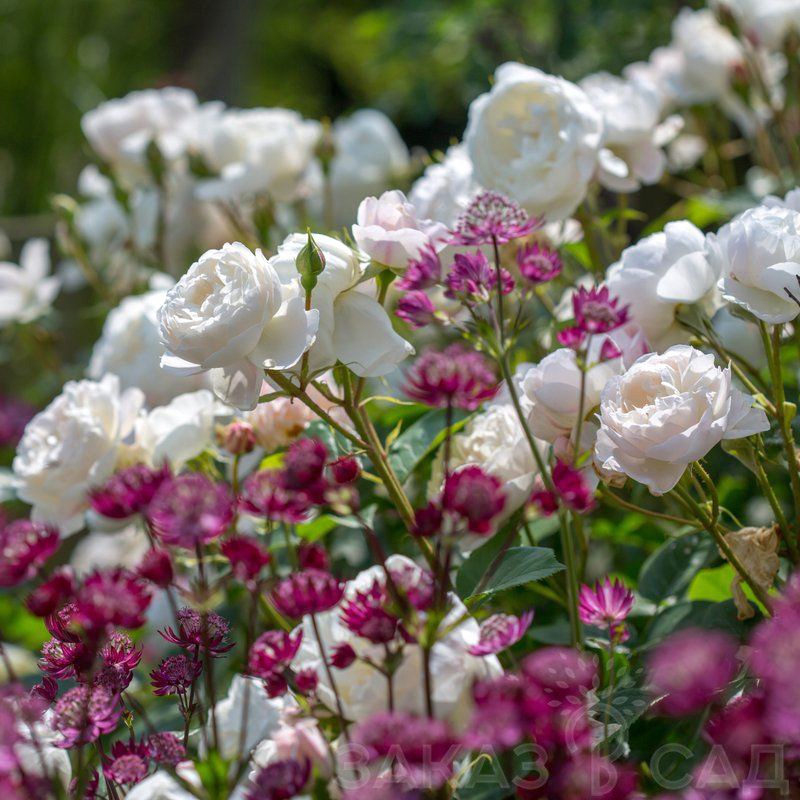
[
  {"xmin": 599, "ymin": 485, "xmax": 697, "ymax": 527},
  {"xmin": 559, "ymin": 510, "xmax": 583, "ymax": 648}
]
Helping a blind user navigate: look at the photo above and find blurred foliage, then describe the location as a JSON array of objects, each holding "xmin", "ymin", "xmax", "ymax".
[{"xmin": 0, "ymin": 0, "xmax": 700, "ymax": 219}]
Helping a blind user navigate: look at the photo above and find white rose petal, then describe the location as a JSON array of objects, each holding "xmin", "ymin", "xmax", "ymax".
[{"xmin": 0, "ymin": 239, "xmax": 60, "ymax": 327}]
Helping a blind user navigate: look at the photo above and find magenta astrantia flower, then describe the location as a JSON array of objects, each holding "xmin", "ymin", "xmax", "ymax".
[
  {"xmin": 468, "ymin": 611, "xmax": 534, "ymax": 656},
  {"xmin": 44, "ymin": 600, "xmax": 81, "ymax": 643},
  {"xmin": 704, "ymin": 693, "xmax": 767, "ymax": 764},
  {"xmin": 146, "ymin": 732, "xmax": 186, "ymax": 766},
  {"xmin": 283, "ymin": 438, "xmax": 328, "ymax": 492},
  {"xmin": 330, "ymin": 642, "xmax": 357, "ymax": 669},
  {"xmin": 0, "ymin": 396, "xmax": 35, "ymax": 448},
  {"xmin": 30, "ymin": 677, "xmax": 58, "ymax": 706},
  {"xmin": 271, "ymin": 569, "xmax": 344, "ymax": 618},
  {"xmin": 159, "ymin": 608, "xmax": 233, "ymax": 656},
  {"xmin": 578, "ymin": 577, "xmax": 634, "ymax": 639},
  {"xmin": 221, "ymin": 536, "xmax": 271, "ymax": 584},
  {"xmin": 74, "ymin": 568, "xmax": 152, "ymax": 634},
  {"xmin": 297, "ymin": 541, "xmax": 329, "ymax": 571},
  {"xmin": 545, "ymin": 754, "xmax": 638, "ymax": 800},
  {"xmin": 329, "ymin": 456, "xmax": 360, "ymax": 485},
  {"xmin": 27, "ymin": 568, "xmax": 76, "ymax": 618},
  {"xmin": 445, "ymin": 251, "xmax": 514, "ymax": 303},
  {"xmin": 396, "ymin": 243, "xmax": 441, "ymax": 291},
  {"xmin": 136, "ymin": 548, "xmax": 174, "ymax": 589},
  {"xmin": 396, "ymin": 290, "xmax": 437, "ymax": 329},
  {"xmin": 89, "ymin": 463, "xmax": 170, "ymax": 519},
  {"xmin": 389, "ymin": 561, "xmax": 435, "ymax": 611},
  {"xmin": 0, "ymin": 519, "xmax": 59, "ymax": 587},
  {"xmin": 245, "ymin": 758, "xmax": 311, "ymax": 800},
  {"xmin": 148, "ymin": 473, "xmax": 234, "ymax": 549},
  {"xmin": 101, "ymin": 632, "xmax": 142, "ymax": 671},
  {"xmin": 340, "ymin": 579, "xmax": 399, "ymax": 644},
  {"xmin": 403, "ymin": 344, "xmax": 498, "ymax": 410},
  {"xmin": 40, "ymin": 637, "xmax": 89, "ymax": 680},
  {"xmin": 442, "ymin": 466, "xmax": 506, "ymax": 535},
  {"xmin": 249, "ymin": 630, "xmax": 304, "ymax": 679},
  {"xmin": 451, "ymin": 190, "xmax": 539, "ymax": 246},
  {"xmin": 53, "ymin": 685, "xmax": 121, "ymax": 748},
  {"xmin": 556, "ymin": 326, "xmax": 587, "ymax": 350},
  {"xmin": 150, "ymin": 654, "xmax": 202, "ymax": 696},
  {"xmin": 294, "ymin": 667, "xmax": 318, "ymax": 695},
  {"xmin": 572, "ymin": 285, "xmax": 630, "ymax": 334},
  {"xmin": 552, "ymin": 460, "xmax": 595, "ymax": 513},
  {"xmin": 517, "ymin": 242, "xmax": 562, "ymax": 284},
  {"xmin": 348, "ymin": 711, "xmax": 459, "ymax": 789},
  {"xmin": 102, "ymin": 739, "xmax": 150, "ymax": 786},
  {"xmin": 599, "ymin": 337, "xmax": 622, "ymax": 361},
  {"xmin": 647, "ymin": 628, "xmax": 738, "ymax": 716},
  {"xmin": 239, "ymin": 470, "xmax": 313, "ymax": 524},
  {"xmin": 412, "ymin": 502, "xmax": 443, "ymax": 538}
]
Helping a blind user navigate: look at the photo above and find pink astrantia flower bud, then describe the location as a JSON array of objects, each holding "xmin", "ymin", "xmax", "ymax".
[
  {"xmin": 221, "ymin": 536, "xmax": 271, "ymax": 584},
  {"xmin": 403, "ymin": 344, "xmax": 498, "ymax": 410},
  {"xmin": 446, "ymin": 251, "xmax": 514, "ymax": 303},
  {"xmin": 556, "ymin": 326, "xmax": 587, "ymax": 350},
  {"xmin": 578, "ymin": 577, "xmax": 634, "ymax": 640},
  {"xmin": 148, "ymin": 473, "xmax": 234, "ymax": 549},
  {"xmin": 396, "ymin": 290, "xmax": 437, "ymax": 329},
  {"xmin": 0, "ymin": 519, "xmax": 59, "ymax": 587},
  {"xmin": 451, "ymin": 190, "xmax": 539, "ymax": 246},
  {"xmin": 74, "ymin": 568, "xmax": 152, "ymax": 634},
  {"xmin": 283, "ymin": 438, "xmax": 328, "ymax": 491},
  {"xmin": 329, "ymin": 455, "xmax": 361, "ymax": 485},
  {"xmin": 89, "ymin": 463, "xmax": 170, "ymax": 519},
  {"xmin": 517, "ymin": 241, "xmax": 562, "ymax": 284},
  {"xmin": 219, "ymin": 420, "xmax": 257, "ymax": 455},
  {"xmin": 330, "ymin": 642, "xmax": 357, "ymax": 669},
  {"xmin": 572, "ymin": 285, "xmax": 630, "ymax": 334},
  {"xmin": 297, "ymin": 541, "xmax": 329, "ymax": 572},
  {"xmin": 159, "ymin": 608, "xmax": 233, "ymax": 656},
  {"xmin": 442, "ymin": 466, "xmax": 506, "ymax": 535},
  {"xmin": 136, "ymin": 548, "xmax": 174, "ymax": 589},
  {"xmin": 27, "ymin": 567, "xmax": 75, "ymax": 618},
  {"xmin": 271, "ymin": 569, "xmax": 344, "ymax": 618},
  {"xmin": 552, "ymin": 460, "xmax": 596, "ymax": 513},
  {"xmin": 294, "ymin": 667, "xmax": 319, "ymax": 695},
  {"xmin": 468, "ymin": 611, "xmax": 534, "ymax": 656}
]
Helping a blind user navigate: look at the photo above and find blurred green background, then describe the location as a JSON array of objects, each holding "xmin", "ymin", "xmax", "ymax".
[{"xmin": 1, "ymin": 0, "xmax": 698, "ymax": 222}]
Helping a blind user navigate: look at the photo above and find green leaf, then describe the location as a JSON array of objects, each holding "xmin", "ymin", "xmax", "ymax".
[
  {"xmin": 295, "ymin": 515, "xmax": 339, "ymax": 542},
  {"xmin": 194, "ymin": 751, "xmax": 231, "ymax": 800},
  {"xmin": 641, "ymin": 599, "xmax": 749, "ymax": 648},
  {"xmin": 460, "ymin": 544, "xmax": 564, "ymax": 600},
  {"xmin": 304, "ymin": 419, "xmax": 349, "ymax": 460},
  {"xmin": 638, "ymin": 532, "xmax": 720, "ymax": 604},
  {"xmin": 456, "ymin": 519, "xmax": 522, "ymax": 599}
]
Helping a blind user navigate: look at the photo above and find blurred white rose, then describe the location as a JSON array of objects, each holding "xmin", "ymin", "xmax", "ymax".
[
  {"xmin": 709, "ymin": 204, "xmax": 800, "ymax": 324},
  {"xmin": 464, "ymin": 62, "xmax": 602, "ymax": 220},
  {"xmin": 0, "ymin": 239, "xmax": 60, "ymax": 327},
  {"xmin": 89, "ymin": 289, "xmax": 209, "ymax": 407},
  {"xmin": 197, "ymin": 108, "xmax": 321, "ymax": 204},
  {"xmin": 70, "ymin": 521, "xmax": 150, "ymax": 576},
  {"xmin": 123, "ymin": 771, "xmax": 196, "ymax": 800},
  {"xmin": 713, "ymin": 0, "xmax": 800, "ymax": 48},
  {"xmin": 158, "ymin": 242, "xmax": 319, "ymax": 410},
  {"xmin": 606, "ymin": 220, "xmax": 720, "ymax": 351},
  {"xmin": 711, "ymin": 307, "xmax": 767, "ymax": 369},
  {"xmin": 352, "ymin": 190, "xmax": 446, "ymax": 270},
  {"xmin": 409, "ymin": 144, "xmax": 479, "ymax": 228},
  {"xmin": 595, "ymin": 346, "xmax": 769, "ymax": 494},
  {"xmin": 13, "ymin": 375, "xmax": 144, "ymax": 534},
  {"xmin": 269, "ymin": 233, "xmax": 413, "ymax": 377},
  {"xmin": 579, "ymin": 72, "xmax": 682, "ymax": 193},
  {"xmin": 292, "ymin": 555, "xmax": 501, "ymax": 728},
  {"xmin": 16, "ymin": 711, "xmax": 72, "ymax": 788},
  {"xmin": 250, "ymin": 713, "xmax": 330, "ymax": 781}
]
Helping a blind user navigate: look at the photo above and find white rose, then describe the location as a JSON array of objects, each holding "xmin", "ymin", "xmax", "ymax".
[
  {"xmin": 594, "ymin": 345, "xmax": 769, "ymax": 495},
  {"xmin": 123, "ymin": 772, "xmax": 196, "ymax": 800},
  {"xmin": 158, "ymin": 242, "xmax": 319, "ymax": 410},
  {"xmin": 352, "ymin": 190, "xmax": 446, "ymax": 270},
  {"xmin": 464, "ymin": 62, "xmax": 602, "ymax": 220},
  {"xmin": 712, "ymin": 0, "xmax": 800, "ymax": 48},
  {"xmin": 269, "ymin": 233, "xmax": 413, "ymax": 377},
  {"xmin": 292, "ymin": 555, "xmax": 501, "ymax": 728},
  {"xmin": 579, "ymin": 72, "xmax": 682, "ymax": 193},
  {"xmin": 12, "ymin": 375, "xmax": 144, "ymax": 534},
  {"xmin": 709, "ymin": 204, "xmax": 800, "ymax": 324},
  {"xmin": 0, "ymin": 239, "xmax": 60, "ymax": 327},
  {"xmin": 70, "ymin": 521, "xmax": 150, "ymax": 576},
  {"xmin": 197, "ymin": 108, "xmax": 321, "ymax": 203},
  {"xmin": 89, "ymin": 289, "xmax": 209, "ymax": 407},
  {"xmin": 606, "ymin": 220, "xmax": 720, "ymax": 350}
]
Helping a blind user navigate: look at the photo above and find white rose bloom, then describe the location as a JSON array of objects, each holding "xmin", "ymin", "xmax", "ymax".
[
  {"xmin": 606, "ymin": 220, "xmax": 720, "ymax": 351},
  {"xmin": 197, "ymin": 108, "xmax": 321, "ymax": 203},
  {"xmin": 16, "ymin": 711, "xmax": 72, "ymax": 787},
  {"xmin": 464, "ymin": 62, "xmax": 603, "ymax": 220},
  {"xmin": 13, "ymin": 375, "xmax": 144, "ymax": 534},
  {"xmin": 123, "ymin": 771, "xmax": 197, "ymax": 800},
  {"xmin": 595, "ymin": 346, "xmax": 769, "ymax": 495},
  {"xmin": 409, "ymin": 144, "xmax": 479, "ymax": 228},
  {"xmin": 0, "ymin": 239, "xmax": 60, "ymax": 327},
  {"xmin": 579, "ymin": 72, "xmax": 682, "ymax": 193},
  {"xmin": 70, "ymin": 521, "xmax": 150, "ymax": 576},
  {"xmin": 709, "ymin": 204, "xmax": 800, "ymax": 324},
  {"xmin": 249, "ymin": 714, "xmax": 330, "ymax": 782},
  {"xmin": 292, "ymin": 555, "xmax": 501, "ymax": 728},
  {"xmin": 269, "ymin": 233, "xmax": 413, "ymax": 377},
  {"xmin": 89, "ymin": 289, "xmax": 209, "ymax": 407},
  {"xmin": 158, "ymin": 242, "xmax": 319, "ymax": 410},
  {"xmin": 352, "ymin": 190, "xmax": 446, "ymax": 270},
  {"xmin": 713, "ymin": 0, "xmax": 800, "ymax": 48}
]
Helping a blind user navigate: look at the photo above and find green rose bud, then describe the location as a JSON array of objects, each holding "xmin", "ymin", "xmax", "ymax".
[{"xmin": 297, "ymin": 229, "xmax": 326, "ymax": 304}]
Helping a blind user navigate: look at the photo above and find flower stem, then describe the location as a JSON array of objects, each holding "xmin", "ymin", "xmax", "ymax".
[{"xmin": 310, "ymin": 613, "xmax": 351, "ymax": 743}]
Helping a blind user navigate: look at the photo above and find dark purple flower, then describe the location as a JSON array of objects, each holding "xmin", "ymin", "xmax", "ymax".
[
  {"xmin": 330, "ymin": 642, "xmax": 357, "ymax": 669},
  {"xmin": 403, "ymin": 345, "xmax": 498, "ymax": 410},
  {"xmin": 517, "ymin": 241, "xmax": 562, "ymax": 284},
  {"xmin": 239, "ymin": 470, "xmax": 313, "ymax": 524},
  {"xmin": 294, "ymin": 667, "xmax": 318, "ymax": 695},
  {"xmin": 329, "ymin": 455, "xmax": 361, "ymax": 485},
  {"xmin": 442, "ymin": 466, "xmax": 505, "ymax": 535},
  {"xmin": 100, "ymin": 631, "xmax": 142, "ymax": 671},
  {"xmin": 0, "ymin": 519, "xmax": 59, "ymax": 587},
  {"xmin": 578, "ymin": 577, "xmax": 634, "ymax": 639},
  {"xmin": 396, "ymin": 291, "xmax": 437, "ymax": 329},
  {"xmin": 145, "ymin": 732, "xmax": 186, "ymax": 767},
  {"xmin": 572, "ymin": 285, "xmax": 630, "ymax": 334},
  {"xmin": 221, "ymin": 536, "xmax": 271, "ymax": 583},
  {"xmin": 249, "ymin": 630, "xmax": 303, "ymax": 679},
  {"xmin": 0, "ymin": 396, "xmax": 35, "ymax": 448},
  {"xmin": 26, "ymin": 568, "xmax": 75, "ymax": 618},
  {"xmin": 89, "ymin": 463, "xmax": 170, "ymax": 519},
  {"xmin": 150, "ymin": 654, "xmax": 202, "ymax": 696},
  {"xmin": 468, "ymin": 611, "xmax": 534, "ymax": 656},
  {"xmin": 246, "ymin": 758, "xmax": 311, "ymax": 800},
  {"xmin": 451, "ymin": 190, "xmax": 539, "ymax": 246},
  {"xmin": 102, "ymin": 739, "xmax": 150, "ymax": 786},
  {"xmin": 412, "ymin": 502, "xmax": 443, "ymax": 538},
  {"xmin": 53, "ymin": 685, "xmax": 121, "ymax": 747},
  {"xmin": 159, "ymin": 608, "xmax": 233, "ymax": 656},
  {"xmin": 148, "ymin": 473, "xmax": 234, "ymax": 549},
  {"xmin": 297, "ymin": 541, "xmax": 330, "ymax": 572},
  {"xmin": 271, "ymin": 569, "xmax": 344, "ymax": 618},
  {"xmin": 446, "ymin": 251, "xmax": 514, "ymax": 302},
  {"xmin": 74, "ymin": 568, "xmax": 152, "ymax": 634},
  {"xmin": 136, "ymin": 548, "xmax": 174, "ymax": 589},
  {"xmin": 340, "ymin": 579, "xmax": 399, "ymax": 644},
  {"xmin": 396, "ymin": 243, "xmax": 441, "ymax": 291},
  {"xmin": 647, "ymin": 628, "xmax": 738, "ymax": 716},
  {"xmin": 219, "ymin": 420, "xmax": 257, "ymax": 455},
  {"xmin": 348, "ymin": 711, "xmax": 459, "ymax": 789}
]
